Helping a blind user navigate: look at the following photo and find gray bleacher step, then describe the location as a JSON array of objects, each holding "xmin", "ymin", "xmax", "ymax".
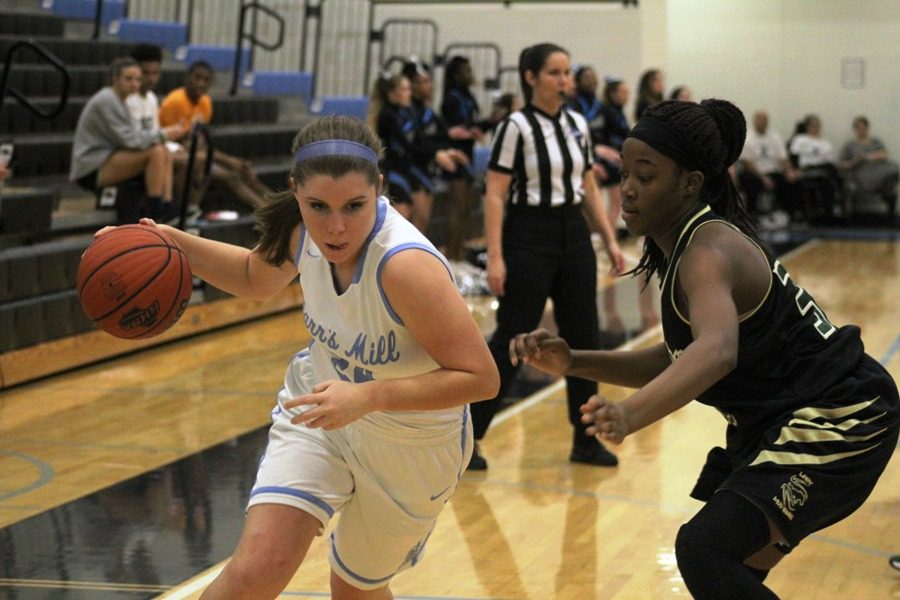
[
  {"xmin": 0, "ymin": 186, "xmax": 58, "ymax": 244},
  {"xmin": 10, "ymin": 122, "xmax": 304, "ymax": 178},
  {"xmin": 2, "ymin": 94, "xmax": 281, "ymax": 135},
  {"xmin": 0, "ymin": 10, "xmax": 65, "ymax": 36},
  {"xmin": 49, "ymin": 193, "xmax": 114, "ymax": 233},
  {"xmin": 0, "ymin": 34, "xmax": 135, "ymax": 65},
  {"xmin": 0, "ymin": 63, "xmax": 186, "ymax": 97}
]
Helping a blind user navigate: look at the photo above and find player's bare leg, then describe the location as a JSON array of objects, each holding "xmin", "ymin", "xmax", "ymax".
[{"xmin": 200, "ymin": 504, "xmax": 320, "ymax": 600}]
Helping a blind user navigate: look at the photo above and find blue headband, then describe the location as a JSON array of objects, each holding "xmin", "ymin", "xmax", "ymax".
[
  {"xmin": 627, "ymin": 115, "xmax": 699, "ymax": 171},
  {"xmin": 294, "ymin": 140, "xmax": 379, "ymax": 165}
]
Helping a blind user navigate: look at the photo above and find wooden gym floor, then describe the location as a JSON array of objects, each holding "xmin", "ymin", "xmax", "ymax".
[{"xmin": 1, "ymin": 235, "xmax": 898, "ymax": 599}]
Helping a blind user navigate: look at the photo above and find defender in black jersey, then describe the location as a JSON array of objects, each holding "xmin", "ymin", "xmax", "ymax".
[{"xmin": 509, "ymin": 99, "xmax": 898, "ymax": 599}]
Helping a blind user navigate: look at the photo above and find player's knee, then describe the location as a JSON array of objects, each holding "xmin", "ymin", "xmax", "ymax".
[
  {"xmin": 674, "ymin": 520, "xmax": 710, "ymax": 585},
  {"xmin": 224, "ymin": 551, "xmax": 294, "ymax": 598}
]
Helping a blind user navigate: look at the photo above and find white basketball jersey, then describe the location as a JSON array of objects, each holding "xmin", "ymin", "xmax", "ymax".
[{"xmin": 288, "ymin": 197, "xmax": 463, "ymax": 434}]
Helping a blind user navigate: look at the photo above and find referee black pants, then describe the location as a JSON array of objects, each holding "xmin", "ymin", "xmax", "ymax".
[{"xmin": 472, "ymin": 204, "xmax": 600, "ymax": 441}]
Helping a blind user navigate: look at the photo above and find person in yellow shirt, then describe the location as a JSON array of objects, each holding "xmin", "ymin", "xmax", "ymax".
[
  {"xmin": 159, "ymin": 61, "xmax": 213, "ymax": 127},
  {"xmin": 160, "ymin": 61, "xmax": 268, "ymax": 211}
]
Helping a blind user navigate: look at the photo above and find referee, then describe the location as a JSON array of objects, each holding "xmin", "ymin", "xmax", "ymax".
[{"xmin": 469, "ymin": 42, "xmax": 626, "ymax": 470}]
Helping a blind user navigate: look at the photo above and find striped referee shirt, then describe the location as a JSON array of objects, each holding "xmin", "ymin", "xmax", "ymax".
[{"xmin": 488, "ymin": 105, "xmax": 593, "ymax": 207}]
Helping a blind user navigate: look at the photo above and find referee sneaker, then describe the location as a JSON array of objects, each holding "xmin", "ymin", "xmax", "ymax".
[{"xmin": 469, "ymin": 43, "xmax": 627, "ymax": 470}]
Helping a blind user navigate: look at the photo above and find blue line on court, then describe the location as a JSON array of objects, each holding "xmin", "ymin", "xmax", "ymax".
[
  {"xmin": 0, "ymin": 449, "xmax": 55, "ymax": 502},
  {"xmin": 879, "ymin": 335, "xmax": 900, "ymax": 366}
]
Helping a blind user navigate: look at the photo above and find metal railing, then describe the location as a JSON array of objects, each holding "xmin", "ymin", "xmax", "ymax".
[
  {"xmin": 0, "ymin": 40, "xmax": 70, "ymax": 123},
  {"xmin": 369, "ymin": 18, "xmax": 438, "ymax": 89},
  {"xmin": 178, "ymin": 122, "xmax": 214, "ymax": 230},
  {"xmin": 92, "ymin": 0, "xmax": 629, "ymax": 105},
  {"xmin": 230, "ymin": 1, "xmax": 286, "ymax": 96}
]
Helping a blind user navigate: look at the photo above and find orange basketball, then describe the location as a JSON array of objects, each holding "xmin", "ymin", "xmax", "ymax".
[{"xmin": 77, "ymin": 225, "xmax": 193, "ymax": 339}]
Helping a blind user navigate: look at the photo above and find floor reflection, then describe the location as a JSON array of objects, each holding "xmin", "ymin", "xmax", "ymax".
[
  {"xmin": 0, "ymin": 429, "xmax": 268, "ymax": 599},
  {"xmin": 0, "ymin": 229, "xmax": 852, "ymax": 600}
]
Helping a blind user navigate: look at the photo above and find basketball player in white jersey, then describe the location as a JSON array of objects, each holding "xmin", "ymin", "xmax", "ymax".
[{"xmin": 107, "ymin": 115, "xmax": 499, "ymax": 599}]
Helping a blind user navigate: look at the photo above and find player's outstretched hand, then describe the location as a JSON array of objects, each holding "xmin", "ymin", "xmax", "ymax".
[
  {"xmin": 286, "ymin": 379, "xmax": 373, "ymax": 430},
  {"xmin": 94, "ymin": 219, "xmax": 158, "ymax": 238},
  {"xmin": 509, "ymin": 328, "xmax": 572, "ymax": 376},
  {"xmin": 580, "ymin": 394, "xmax": 629, "ymax": 444}
]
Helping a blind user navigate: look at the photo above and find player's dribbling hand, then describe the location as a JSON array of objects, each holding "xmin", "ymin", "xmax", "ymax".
[
  {"xmin": 93, "ymin": 219, "xmax": 157, "ymax": 238},
  {"xmin": 286, "ymin": 379, "xmax": 372, "ymax": 430},
  {"xmin": 509, "ymin": 328, "xmax": 572, "ymax": 376},
  {"xmin": 94, "ymin": 226, "xmax": 117, "ymax": 237},
  {"xmin": 580, "ymin": 394, "xmax": 629, "ymax": 444}
]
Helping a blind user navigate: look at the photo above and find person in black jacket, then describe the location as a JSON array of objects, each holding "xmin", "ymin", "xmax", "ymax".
[
  {"xmin": 369, "ymin": 72, "xmax": 458, "ymax": 232},
  {"xmin": 441, "ymin": 56, "xmax": 485, "ymax": 260},
  {"xmin": 401, "ymin": 60, "xmax": 469, "ymax": 236}
]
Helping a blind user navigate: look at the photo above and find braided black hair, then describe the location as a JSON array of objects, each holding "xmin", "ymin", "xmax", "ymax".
[{"xmin": 629, "ymin": 98, "xmax": 757, "ymax": 284}]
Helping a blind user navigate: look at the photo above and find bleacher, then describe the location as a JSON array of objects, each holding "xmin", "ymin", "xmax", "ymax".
[
  {"xmin": 0, "ymin": 0, "xmax": 500, "ymax": 389},
  {"xmin": 0, "ymin": 1, "xmax": 312, "ymax": 388}
]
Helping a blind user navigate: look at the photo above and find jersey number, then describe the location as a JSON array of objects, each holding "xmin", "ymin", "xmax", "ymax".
[
  {"xmin": 331, "ymin": 357, "xmax": 375, "ymax": 383},
  {"xmin": 773, "ymin": 261, "xmax": 836, "ymax": 339}
]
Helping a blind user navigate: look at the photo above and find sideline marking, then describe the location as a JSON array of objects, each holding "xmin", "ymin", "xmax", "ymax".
[
  {"xmin": 0, "ymin": 450, "xmax": 54, "ymax": 502},
  {"xmin": 157, "ymin": 566, "xmax": 223, "ymax": 600}
]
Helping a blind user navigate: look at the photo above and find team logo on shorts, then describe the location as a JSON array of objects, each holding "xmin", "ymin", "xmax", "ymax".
[
  {"xmin": 771, "ymin": 471, "xmax": 813, "ymax": 521},
  {"xmin": 403, "ymin": 535, "xmax": 429, "ymax": 568}
]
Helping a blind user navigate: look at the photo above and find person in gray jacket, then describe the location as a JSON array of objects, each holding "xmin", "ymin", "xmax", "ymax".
[{"xmin": 70, "ymin": 56, "xmax": 184, "ymax": 223}]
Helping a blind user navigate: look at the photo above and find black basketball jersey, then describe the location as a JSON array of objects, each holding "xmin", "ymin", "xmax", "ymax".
[{"xmin": 661, "ymin": 205, "xmax": 864, "ymax": 443}]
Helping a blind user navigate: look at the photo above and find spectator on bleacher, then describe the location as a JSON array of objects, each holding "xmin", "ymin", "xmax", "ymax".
[
  {"xmin": 69, "ymin": 57, "xmax": 183, "ymax": 224},
  {"xmin": 839, "ymin": 115, "xmax": 899, "ymax": 215},
  {"xmin": 127, "ymin": 44, "xmax": 201, "ymax": 220},
  {"xmin": 159, "ymin": 61, "xmax": 269, "ymax": 211},
  {"xmin": 668, "ymin": 85, "xmax": 693, "ymax": 102},
  {"xmin": 400, "ymin": 60, "xmax": 470, "ymax": 236},
  {"xmin": 789, "ymin": 114, "xmax": 842, "ymax": 221},
  {"xmin": 738, "ymin": 109, "xmax": 798, "ymax": 228},
  {"xmin": 441, "ymin": 56, "xmax": 485, "ymax": 261},
  {"xmin": 570, "ymin": 65, "xmax": 623, "ymax": 205},
  {"xmin": 126, "ymin": 44, "xmax": 164, "ymax": 133},
  {"xmin": 569, "ymin": 66, "xmax": 604, "ymax": 157},
  {"xmin": 634, "ymin": 68, "xmax": 664, "ymax": 121},
  {"xmin": 368, "ymin": 73, "xmax": 433, "ymax": 229},
  {"xmin": 595, "ymin": 76, "xmax": 631, "ymax": 232},
  {"xmin": 570, "ymin": 65, "xmax": 602, "ymax": 123},
  {"xmin": 159, "ymin": 60, "xmax": 213, "ymax": 127}
]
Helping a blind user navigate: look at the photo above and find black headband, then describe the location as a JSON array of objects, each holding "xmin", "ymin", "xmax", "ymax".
[{"xmin": 627, "ymin": 115, "xmax": 699, "ymax": 171}]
